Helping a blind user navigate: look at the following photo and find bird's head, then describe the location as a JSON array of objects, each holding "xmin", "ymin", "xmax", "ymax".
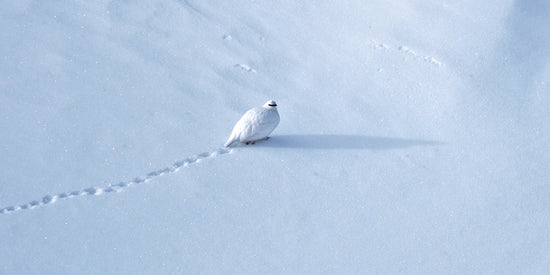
[{"xmin": 264, "ymin": 100, "xmax": 277, "ymax": 109}]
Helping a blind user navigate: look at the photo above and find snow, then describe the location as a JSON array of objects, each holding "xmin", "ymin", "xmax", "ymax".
[{"xmin": 1, "ymin": 0, "xmax": 549, "ymax": 273}]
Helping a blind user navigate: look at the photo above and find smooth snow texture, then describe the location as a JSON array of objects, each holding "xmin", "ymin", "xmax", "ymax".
[{"xmin": 1, "ymin": 0, "xmax": 549, "ymax": 274}]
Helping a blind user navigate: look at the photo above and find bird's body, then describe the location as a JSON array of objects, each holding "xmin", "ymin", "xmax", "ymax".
[{"xmin": 224, "ymin": 100, "xmax": 280, "ymax": 147}]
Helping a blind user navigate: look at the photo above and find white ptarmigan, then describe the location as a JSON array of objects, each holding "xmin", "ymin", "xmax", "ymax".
[{"xmin": 224, "ymin": 100, "xmax": 280, "ymax": 147}]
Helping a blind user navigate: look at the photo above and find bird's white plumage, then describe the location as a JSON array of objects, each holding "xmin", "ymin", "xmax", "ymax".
[{"xmin": 224, "ymin": 100, "xmax": 280, "ymax": 147}]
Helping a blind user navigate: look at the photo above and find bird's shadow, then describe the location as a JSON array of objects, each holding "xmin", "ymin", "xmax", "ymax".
[{"xmin": 254, "ymin": 134, "xmax": 443, "ymax": 150}]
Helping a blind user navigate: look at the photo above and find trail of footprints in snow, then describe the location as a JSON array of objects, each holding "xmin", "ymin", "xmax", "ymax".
[
  {"xmin": 371, "ymin": 41, "xmax": 444, "ymax": 67},
  {"xmin": 1, "ymin": 148, "xmax": 232, "ymax": 214}
]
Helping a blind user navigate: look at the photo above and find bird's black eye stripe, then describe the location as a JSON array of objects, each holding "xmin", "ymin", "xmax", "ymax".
[{"xmin": 268, "ymin": 104, "xmax": 277, "ymax": 106}]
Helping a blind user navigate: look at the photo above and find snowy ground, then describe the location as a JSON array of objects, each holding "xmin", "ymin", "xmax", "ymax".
[{"xmin": 1, "ymin": 0, "xmax": 549, "ymax": 273}]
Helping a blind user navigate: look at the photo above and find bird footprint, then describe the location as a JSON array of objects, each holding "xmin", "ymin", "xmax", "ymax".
[{"xmin": 1, "ymin": 148, "xmax": 233, "ymax": 214}]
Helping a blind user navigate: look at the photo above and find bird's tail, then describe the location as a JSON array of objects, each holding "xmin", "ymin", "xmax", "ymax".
[{"xmin": 224, "ymin": 139, "xmax": 235, "ymax": 147}]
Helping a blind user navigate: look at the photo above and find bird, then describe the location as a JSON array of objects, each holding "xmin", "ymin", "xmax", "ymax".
[{"xmin": 224, "ymin": 100, "xmax": 280, "ymax": 147}]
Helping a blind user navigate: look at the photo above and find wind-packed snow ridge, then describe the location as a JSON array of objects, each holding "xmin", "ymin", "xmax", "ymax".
[{"xmin": 0, "ymin": 148, "xmax": 233, "ymax": 214}]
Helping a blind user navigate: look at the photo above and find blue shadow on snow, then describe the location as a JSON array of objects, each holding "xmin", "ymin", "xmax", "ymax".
[{"xmin": 256, "ymin": 134, "xmax": 443, "ymax": 150}]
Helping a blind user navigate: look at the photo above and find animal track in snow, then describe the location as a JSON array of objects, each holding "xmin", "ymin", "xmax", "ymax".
[
  {"xmin": 234, "ymin": 64, "xmax": 256, "ymax": 73},
  {"xmin": 397, "ymin": 45, "xmax": 443, "ymax": 67},
  {"xmin": 371, "ymin": 40, "xmax": 444, "ymax": 67},
  {"xmin": 0, "ymin": 148, "xmax": 232, "ymax": 215}
]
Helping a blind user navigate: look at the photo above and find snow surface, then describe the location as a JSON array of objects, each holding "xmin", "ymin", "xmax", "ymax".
[{"xmin": 1, "ymin": 0, "xmax": 549, "ymax": 273}]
